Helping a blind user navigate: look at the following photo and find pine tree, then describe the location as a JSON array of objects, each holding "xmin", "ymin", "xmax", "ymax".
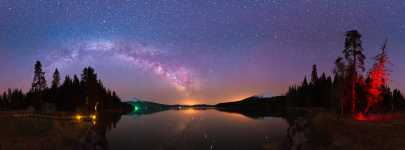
[
  {"xmin": 31, "ymin": 61, "xmax": 47, "ymax": 92},
  {"xmin": 51, "ymin": 68, "xmax": 61, "ymax": 89},
  {"xmin": 311, "ymin": 64, "xmax": 318, "ymax": 84},
  {"xmin": 365, "ymin": 39, "xmax": 390, "ymax": 113},
  {"xmin": 334, "ymin": 57, "xmax": 348, "ymax": 115},
  {"xmin": 81, "ymin": 67, "xmax": 99, "ymax": 112},
  {"xmin": 393, "ymin": 89, "xmax": 405, "ymax": 110},
  {"xmin": 342, "ymin": 30, "xmax": 366, "ymax": 113},
  {"xmin": 303, "ymin": 76, "xmax": 308, "ymax": 87},
  {"xmin": 73, "ymin": 75, "xmax": 80, "ymax": 87}
]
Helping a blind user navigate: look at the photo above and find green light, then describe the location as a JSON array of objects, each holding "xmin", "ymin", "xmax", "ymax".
[{"xmin": 134, "ymin": 105, "xmax": 140, "ymax": 112}]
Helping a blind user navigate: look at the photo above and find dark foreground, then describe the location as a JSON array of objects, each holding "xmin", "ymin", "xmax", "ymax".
[
  {"xmin": 1, "ymin": 109, "xmax": 405, "ymax": 150},
  {"xmin": 308, "ymin": 111, "xmax": 405, "ymax": 150}
]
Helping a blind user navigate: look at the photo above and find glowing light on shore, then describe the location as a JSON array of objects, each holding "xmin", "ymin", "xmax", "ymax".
[
  {"xmin": 353, "ymin": 113, "xmax": 400, "ymax": 122},
  {"xmin": 75, "ymin": 114, "xmax": 82, "ymax": 120},
  {"xmin": 134, "ymin": 105, "xmax": 140, "ymax": 112}
]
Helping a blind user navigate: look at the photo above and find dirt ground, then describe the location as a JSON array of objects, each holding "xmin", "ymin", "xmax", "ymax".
[{"xmin": 310, "ymin": 112, "xmax": 405, "ymax": 150}]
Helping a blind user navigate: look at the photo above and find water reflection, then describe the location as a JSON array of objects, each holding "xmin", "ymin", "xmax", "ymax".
[
  {"xmin": 107, "ymin": 109, "xmax": 290, "ymax": 150},
  {"xmin": 79, "ymin": 112, "xmax": 122, "ymax": 150},
  {"xmin": 0, "ymin": 109, "xmax": 294, "ymax": 150}
]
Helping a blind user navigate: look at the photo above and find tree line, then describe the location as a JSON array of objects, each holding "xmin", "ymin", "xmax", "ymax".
[
  {"xmin": 0, "ymin": 61, "xmax": 130, "ymax": 113},
  {"xmin": 285, "ymin": 30, "xmax": 405, "ymax": 115}
]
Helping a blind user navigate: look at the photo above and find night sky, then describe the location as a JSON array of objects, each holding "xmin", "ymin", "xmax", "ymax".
[{"xmin": 1, "ymin": 0, "xmax": 404, "ymax": 104}]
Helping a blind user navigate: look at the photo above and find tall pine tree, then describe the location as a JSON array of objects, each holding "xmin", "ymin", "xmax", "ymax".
[
  {"xmin": 342, "ymin": 30, "xmax": 366, "ymax": 113},
  {"xmin": 365, "ymin": 39, "xmax": 390, "ymax": 113},
  {"xmin": 31, "ymin": 61, "xmax": 47, "ymax": 92}
]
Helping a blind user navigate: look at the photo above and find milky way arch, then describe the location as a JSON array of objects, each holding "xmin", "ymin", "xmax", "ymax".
[{"xmin": 42, "ymin": 39, "xmax": 199, "ymax": 95}]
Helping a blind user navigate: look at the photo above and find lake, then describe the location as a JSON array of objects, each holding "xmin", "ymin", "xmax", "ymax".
[
  {"xmin": 0, "ymin": 109, "xmax": 291, "ymax": 150},
  {"xmin": 106, "ymin": 109, "xmax": 289, "ymax": 150}
]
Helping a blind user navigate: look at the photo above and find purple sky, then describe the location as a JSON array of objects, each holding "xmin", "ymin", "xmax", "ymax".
[{"xmin": 1, "ymin": 0, "xmax": 404, "ymax": 104}]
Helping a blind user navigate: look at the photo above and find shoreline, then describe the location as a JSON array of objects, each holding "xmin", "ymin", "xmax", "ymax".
[
  {"xmin": 288, "ymin": 109, "xmax": 405, "ymax": 150},
  {"xmin": 0, "ymin": 111, "xmax": 97, "ymax": 121}
]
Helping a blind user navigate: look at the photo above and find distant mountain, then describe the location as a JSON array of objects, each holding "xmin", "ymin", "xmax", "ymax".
[
  {"xmin": 216, "ymin": 96, "xmax": 286, "ymax": 112},
  {"xmin": 170, "ymin": 104, "xmax": 215, "ymax": 108},
  {"xmin": 127, "ymin": 97, "xmax": 147, "ymax": 102},
  {"xmin": 214, "ymin": 96, "xmax": 287, "ymax": 118},
  {"xmin": 125, "ymin": 100, "xmax": 171, "ymax": 115},
  {"xmin": 127, "ymin": 97, "xmax": 215, "ymax": 108},
  {"xmin": 256, "ymin": 91, "xmax": 273, "ymax": 98}
]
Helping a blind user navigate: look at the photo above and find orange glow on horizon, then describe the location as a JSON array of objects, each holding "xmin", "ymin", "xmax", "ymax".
[
  {"xmin": 180, "ymin": 99, "xmax": 199, "ymax": 105},
  {"xmin": 178, "ymin": 93, "xmax": 257, "ymax": 105}
]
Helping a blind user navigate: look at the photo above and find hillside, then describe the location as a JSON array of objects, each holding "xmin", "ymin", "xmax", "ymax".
[{"xmin": 215, "ymin": 96, "xmax": 287, "ymax": 118}]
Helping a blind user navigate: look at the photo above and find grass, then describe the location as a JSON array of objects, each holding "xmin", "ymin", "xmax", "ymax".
[{"xmin": 311, "ymin": 112, "xmax": 405, "ymax": 150}]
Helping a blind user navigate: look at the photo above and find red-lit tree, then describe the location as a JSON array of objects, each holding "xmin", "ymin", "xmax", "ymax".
[{"xmin": 365, "ymin": 39, "xmax": 390, "ymax": 113}]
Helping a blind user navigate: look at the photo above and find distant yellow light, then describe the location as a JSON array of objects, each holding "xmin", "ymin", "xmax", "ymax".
[
  {"xmin": 91, "ymin": 115, "xmax": 96, "ymax": 120},
  {"xmin": 75, "ymin": 115, "xmax": 82, "ymax": 120}
]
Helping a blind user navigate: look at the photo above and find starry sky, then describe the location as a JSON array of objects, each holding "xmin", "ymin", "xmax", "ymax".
[{"xmin": 1, "ymin": 0, "xmax": 404, "ymax": 104}]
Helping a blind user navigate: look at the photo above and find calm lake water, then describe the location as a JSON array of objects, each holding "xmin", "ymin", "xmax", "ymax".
[
  {"xmin": 0, "ymin": 109, "xmax": 290, "ymax": 150},
  {"xmin": 106, "ymin": 109, "xmax": 289, "ymax": 150}
]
